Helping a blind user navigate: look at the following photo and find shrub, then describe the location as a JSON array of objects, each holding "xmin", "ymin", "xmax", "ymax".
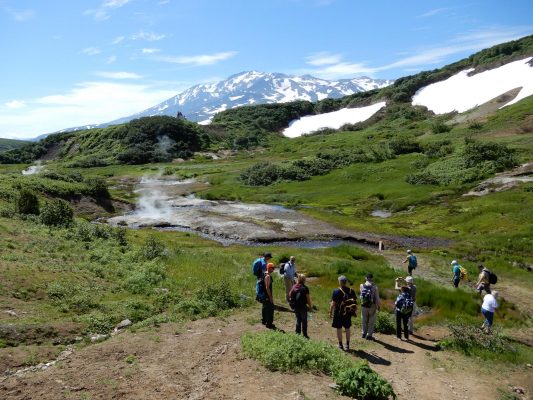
[
  {"xmin": 431, "ymin": 121, "xmax": 451, "ymax": 134},
  {"xmin": 440, "ymin": 318, "xmax": 516, "ymax": 356},
  {"xmin": 40, "ymin": 199, "xmax": 73, "ymax": 227},
  {"xmin": 388, "ymin": 136, "xmax": 421, "ymax": 155},
  {"xmin": 334, "ymin": 364, "xmax": 396, "ymax": 400},
  {"xmin": 177, "ymin": 282, "xmax": 241, "ymax": 318},
  {"xmin": 16, "ymin": 189, "xmax": 39, "ymax": 215},
  {"xmin": 240, "ymin": 163, "xmax": 283, "ymax": 186},
  {"xmin": 423, "ymin": 140, "xmax": 454, "ymax": 158},
  {"xmin": 241, "ymin": 331, "xmax": 396, "ymax": 399},
  {"xmin": 140, "ymin": 236, "xmax": 166, "ymax": 260},
  {"xmin": 463, "ymin": 141, "xmax": 517, "ymax": 171},
  {"xmin": 374, "ymin": 311, "xmax": 395, "ymax": 334},
  {"xmin": 123, "ymin": 262, "xmax": 166, "ymax": 294}
]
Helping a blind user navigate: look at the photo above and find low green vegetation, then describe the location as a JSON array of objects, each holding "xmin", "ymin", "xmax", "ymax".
[
  {"xmin": 241, "ymin": 331, "xmax": 396, "ymax": 399},
  {"xmin": 439, "ymin": 318, "xmax": 533, "ymax": 364}
]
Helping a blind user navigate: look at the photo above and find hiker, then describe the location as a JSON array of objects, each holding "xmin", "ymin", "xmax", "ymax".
[
  {"xmin": 451, "ymin": 260, "xmax": 462, "ymax": 288},
  {"xmin": 329, "ymin": 275, "xmax": 357, "ymax": 351},
  {"xmin": 395, "ymin": 286, "xmax": 414, "ymax": 341},
  {"xmin": 481, "ymin": 291, "xmax": 499, "ymax": 332},
  {"xmin": 359, "ymin": 273, "xmax": 381, "ymax": 341},
  {"xmin": 405, "ymin": 276, "xmax": 417, "ymax": 335},
  {"xmin": 252, "ymin": 252, "xmax": 272, "ymax": 280},
  {"xmin": 402, "ymin": 249, "xmax": 417, "ymax": 276},
  {"xmin": 282, "ymin": 255, "xmax": 297, "ymax": 302},
  {"xmin": 289, "ymin": 274, "xmax": 312, "ymax": 338},
  {"xmin": 261, "ymin": 263, "xmax": 276, "ymax": 329},
  {"xmin": 475, "ymin": 264, "xmax": 492, "ymax": 295}
]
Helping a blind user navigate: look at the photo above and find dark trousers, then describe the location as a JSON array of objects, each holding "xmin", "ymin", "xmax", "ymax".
[
  {"xmin": 396, "ymin": 311, "xmax": 410, "ymax": 339},
  {"xmin": 295, "ymin": 309, "xmax": 308, "ymax": 337},
  {"xmin": 262, "ymin": 301, "xmax": 274, "ymax": 327},
  {"xmin": 453, "ymin": 276, "xmax": 460, "ymax": 288}
]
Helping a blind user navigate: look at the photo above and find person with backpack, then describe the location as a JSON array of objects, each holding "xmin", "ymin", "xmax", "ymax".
[
  {"xmin": 252, "ymin": 252, "xmax": 272, "ymax": 280},
  {"xmin": 405, "ymin": 276, "xmax": 417, "ymax": 335},
  {"xmin": 475, "ymin": 264, "xmax": 495, "ymax": 295},
  {"xmin": 259, "ymin": 263, "xmax": 276, "ymax": 329},
  {"xmin": 282, "ymin": 255, "xmax": 297, "ymax": 303},
  {"xmin": 402, "ymin": 249, "xmax": 417, "ymax": 276},
  {"xmin": 329, "ymin": 275, "xmax": 357, "ymax": 351},
  {"xmin": 359, "ymin": 273, "xmax": 381, "ymax": 341},
  {"xmin": 451, "ymin": 260, "xmax": 462, "ymax": 288},
  {"xmin": 395, "ymin": 286, "xmax": 414, "ymax": 341},
  {"xmin": 481, "ymin": 291, "xmax": 499, "ymax": 333},
  {"xmin": 289, "ymin": 274, "xmax": 312, "ymax": 338}
]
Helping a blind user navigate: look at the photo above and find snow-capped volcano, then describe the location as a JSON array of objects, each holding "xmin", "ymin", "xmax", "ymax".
[{"xmin": 105, "ymin": 71, "xmax": 392, "ymax": 126}]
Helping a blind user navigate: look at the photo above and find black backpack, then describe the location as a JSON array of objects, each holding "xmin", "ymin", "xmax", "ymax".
[
  {"xmin": 360, "ymin": 284, "xmax": 373, "ymax": 307},
  {"xmin": 290, "ymin": 285, "xmax": 307, "ymax": 310},
  {"xmin": 339, "ymin": 287, "xmax": 357, "ymax": 317},
  {"xmin": 399, "ymin": 294, "xmax": 414, "ymax": 315},
  {"xmin": 486, "ymin": 269, "xmax": 498, "ymax": 285}
]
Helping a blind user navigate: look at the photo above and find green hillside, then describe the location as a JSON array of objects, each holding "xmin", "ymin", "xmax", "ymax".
[{"xmin": 0, "ymin": 138, "xmax": 31, "ymax": 152}]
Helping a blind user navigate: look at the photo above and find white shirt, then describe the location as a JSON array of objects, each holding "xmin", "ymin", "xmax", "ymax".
[
  {"xmin": 481, "ymin": 294, "xmax": 498, "ymax": 312},
  {"xmin": 284, "ymin": 261, "xmax": 297, "ymax": 279}
]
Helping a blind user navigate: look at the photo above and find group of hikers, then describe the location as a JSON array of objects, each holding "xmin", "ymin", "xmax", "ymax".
[{"xmin": 253, "ymin": 248, "xmax": 500, "ymax": 347}]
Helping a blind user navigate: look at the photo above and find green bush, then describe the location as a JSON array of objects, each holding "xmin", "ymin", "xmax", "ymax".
[
  {"xmin": 177, "ymin": 282, "xmax": 241, "ymax": 318},
  {"xmin": 123, "ymin": 261, "xmax": 166, "ymax": 294},
  {"xmin": 388, "ymin": 136, "xmax": 421, "ymax": 155},
  {"xmin": 40, "ymin": 199, "xmax": 73, "ymax": 227},
  {"xmin": 16, "ymin": 189, "xmax": 39, "ymax": 215},
  {"xmin": 334, "ymin": 364, "xmax": 396, "ymax": 400},
  {"xmin": 241, "ymin": 331, "xmax": 396, "ymax": 399},
  {"xmin": 440, "ymin": 318, "xmax": 516, "ymax": 356},
  {"xmin": 374, "ymin": 311, "xmax": 395, "ymax": 334},
  {"xmin": 430, "ymin": 121, "xmax": 451, "ymax": 134},
  {"xmin": 140, "ymin": 236, "xmax": 166, "ymax": 260},
  {"xmin": 463, "ymin": 140, "xmax": 517, "ymax": 171}
]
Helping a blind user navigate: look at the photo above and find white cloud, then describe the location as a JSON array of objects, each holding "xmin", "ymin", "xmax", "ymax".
[
  {"xmin": 82, "ymin": 47, "xmax": 102, "ymax": 56},
  {"xmin": 1, "ymin": 82, "xmax": 177, "ymax": 139},
  {"xmin": 95, "ymin": 71, "xmax": 143, "ymax": 79},
  {"xmin": 5, "ymin": 8, "xmax": 35, "ymax": 22},
  {"xmin": 4, "ymin": 100, "xmax": 26, "ymax": 109},
  {"xmin": 306, "ymin": 52, "xmax": 343, "ymax": 66},
  {"xmin": 103, "ymin": 0, "xmax": 131, "ymax": 8},
  {"xmin": 106, "ymin": 55, "xmax": 117, "ymax": 64},
  {"xmin": 85, "ymin": 0, "xmax": 131, "ymax": 21},
  {"xmin": 155, "ymin": 51, "xmax": 237, "ymax": 66},
  {"xmin": 142, "ymin": 48, "xmax": 160, "ymax": 54},
  {"xmin": 417, "ymin": 8, "xmax": 448, "ymax": 18},
  {"xmin": 303, "ymin": 25, "xmax": 533, "ymax": 79},
  {"xmin": 131, "ymin": 30, "xmax": 166, "ymax": 41},
  {"xmin": 111, "ymin": 35, "xmax": 126, "ymax": 45}
]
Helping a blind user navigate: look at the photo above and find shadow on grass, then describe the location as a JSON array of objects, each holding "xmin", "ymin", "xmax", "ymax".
[
  {"xmin": 373, "ymin": 338, "xmax": 414, "ymax": 354},
  {"xmin": 349, "ymin": 349, "xmax": 391, "ymax": 365}
]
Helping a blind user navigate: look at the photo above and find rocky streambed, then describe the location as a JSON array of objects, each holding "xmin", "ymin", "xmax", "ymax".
[{"xmin": 107, "ymin": 177, "xmax": 451, "ymax": 249}]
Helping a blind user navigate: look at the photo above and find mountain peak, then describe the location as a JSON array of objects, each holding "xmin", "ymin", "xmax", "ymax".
[{"xmin": 66, "ymin": 71, "xmax": 394, "ymax": 130}]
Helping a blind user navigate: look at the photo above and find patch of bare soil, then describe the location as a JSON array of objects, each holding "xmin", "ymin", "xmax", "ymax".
[
  {"xmin": 1, "ymin": 308, "xmax": 531, "ymax": 400},
  {"xmin": 450, "ymin": 87, "xmax": 523, "ymax": 125}
]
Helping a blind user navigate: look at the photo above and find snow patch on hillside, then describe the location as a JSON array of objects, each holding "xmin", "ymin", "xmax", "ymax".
[
  {"xmin": 283, "ymin": 102, "xmax": 386, "ymax": 138},
  {"xmin": 412, "ymin": 58, "xmax": 533, "ymax": 114}
]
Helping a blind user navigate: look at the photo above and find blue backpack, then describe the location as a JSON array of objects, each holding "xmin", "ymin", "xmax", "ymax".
[
  {"xmin": 256, "ymin": 278, "xmax": 268, "ymax": 302},
  {"xmin": 360, "ymin": 284, "xmax": 373, "ymax": 307},
  {"xmin": 408, "ymin": 255, "xmax": 417, "ymax": 269},
  {"xmin": 398, "ymin": 294, "xmax": 414, "ymax": 315},
  {"xmin": 252, "ymin": 258, "xmax": 265, "ymax": 279}
]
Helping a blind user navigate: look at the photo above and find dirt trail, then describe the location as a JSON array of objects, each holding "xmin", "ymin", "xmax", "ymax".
[{"xmin": 1, "ymin": 308, "xmax": 530, "ymax": 400}]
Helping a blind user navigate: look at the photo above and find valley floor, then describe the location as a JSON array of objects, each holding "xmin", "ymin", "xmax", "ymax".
[{"xmin": 1, "ymin": 306, "xmax": 531, "ymax": 400}]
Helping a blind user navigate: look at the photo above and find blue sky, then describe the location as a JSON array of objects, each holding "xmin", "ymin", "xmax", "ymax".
[{"xmin": 1, "ymin": 0, "xmax": 532, "ymax": 139}]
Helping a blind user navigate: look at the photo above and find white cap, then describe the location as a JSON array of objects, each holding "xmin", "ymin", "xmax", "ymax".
[
  {"xmin": 406, "ymin": 276, "xmax": 413, "ymax": 283},
  {"xmin": 407, "ymin": 249, "xmax": 412, "ymax": 254},
  {"xmin": 451, "ymin": 260, "xmax": 458, "ymax": 265}
]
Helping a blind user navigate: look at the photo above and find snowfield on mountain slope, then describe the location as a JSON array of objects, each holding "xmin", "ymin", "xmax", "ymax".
[
  {"xmin": 412, "ymin": 57, "xmax": 533, "ymax": 114},
  {"xmin": 283, "ymin": 102, "xmax": 387, "ymax": 138}
]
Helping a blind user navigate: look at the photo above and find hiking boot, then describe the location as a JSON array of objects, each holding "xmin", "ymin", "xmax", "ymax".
[
  {"xmin": 366, "ymin": 336, "xmax": 374, "ymax": 341},
  {"xmin": 266, "ymin": 324, "xmax": 276, "ymax": 330},
  {"xmin": 338, "ymin": 344, "xmax": 344, "ymax": 350},
  {"xmin": 361, "ymin": 333, "xmax": 366, "ymax": 339}
]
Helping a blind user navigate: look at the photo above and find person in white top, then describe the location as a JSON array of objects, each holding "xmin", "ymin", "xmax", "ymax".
[
  {"xmin": 481, "ymin": 291, "xmax": 499, "ymax": 332},
  {"xmin": 282, "ymin": 256, "xmax": 297, "ymax": 302}
]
